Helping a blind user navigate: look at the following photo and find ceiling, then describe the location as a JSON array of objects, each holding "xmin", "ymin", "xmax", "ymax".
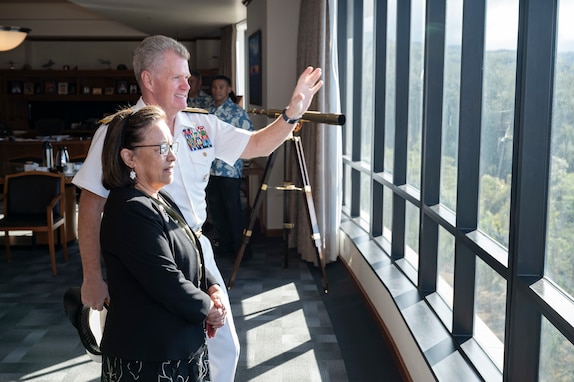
[{"xmin": 0, "ymin": 0, "xmax": 247, "ymax": 41}]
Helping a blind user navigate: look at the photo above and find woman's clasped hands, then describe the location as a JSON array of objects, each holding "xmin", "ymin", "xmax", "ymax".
[{"xmin": 206, "ymin": 286, "xmax": 227, "ymax": 338}]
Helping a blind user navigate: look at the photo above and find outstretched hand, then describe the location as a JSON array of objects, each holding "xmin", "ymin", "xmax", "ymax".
[{"xmin": 285, "ymin": 67, "xmax": 324, "ymax": 119}]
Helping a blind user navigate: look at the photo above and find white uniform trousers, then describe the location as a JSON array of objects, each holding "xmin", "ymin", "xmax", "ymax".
[{"xmin": 200, "ymin": 234, "xmax": 240, "ymax": 382}]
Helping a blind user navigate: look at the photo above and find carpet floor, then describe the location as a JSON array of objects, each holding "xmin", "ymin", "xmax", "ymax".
[{"xmin": 0, "ymin": 231, "xmax": 403, "ymax": 381}]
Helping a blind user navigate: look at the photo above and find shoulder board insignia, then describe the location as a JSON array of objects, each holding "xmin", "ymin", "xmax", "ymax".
[
  {"xmin": 98, "ymin": 107, "xmax": 136, "ymax": 125},
  {"xmin": 183, "ymin": 107, "xmax": 209, "ymax": 114},
  {"xmin": 98, "ymin": 113, "xmax": 117, "ymax": 125}
]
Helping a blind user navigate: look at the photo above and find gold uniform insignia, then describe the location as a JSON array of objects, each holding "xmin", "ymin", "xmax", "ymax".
[{"xmin": 183, "ymin": 107, "xmax": 209, "ymax": 114}]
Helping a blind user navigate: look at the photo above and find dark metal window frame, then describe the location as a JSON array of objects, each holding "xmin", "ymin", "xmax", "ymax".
[{"xmin": 339, "ymin": 0, "xmax": 572, "ymax": 380}]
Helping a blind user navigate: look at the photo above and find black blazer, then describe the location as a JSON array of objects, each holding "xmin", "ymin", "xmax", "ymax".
[{"xmin": 100, "ymin": 187, "xmax": 218, "ymax": 361}]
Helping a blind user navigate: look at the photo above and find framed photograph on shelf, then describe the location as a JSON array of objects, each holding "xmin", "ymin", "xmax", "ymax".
[
  {"xmin": 104, "ymin": 87, "xmax": 114, "ymax": 95},
  {"xmin": 129, "ymin": 84, "xmax": 138, "ymax": 94},
  {"xmin": 23, "ymin": 81, "xmax": 34, "ymax": 95},
  {"xmin": 116, "ymin": 80, "xmax": 128, "ymax": 94},
  {"xmin": 44, "ymin": 80, "xmax": 56, "ymax": 94},
  {"xmin": 248, "ymin": 29, "xmax": 262, "ymax": 105},
  {"xmin": 58, "ymin": 82, "xmax": 68, "ymax": 95},
  {"xmin": 92, "ymin": 87, "xmax": 102, "ymax": 95},
  {"xmin": 9, "ymin": 80, "xmax": 23, "ymax": 94},
  {"xmin": 83, "ymin": 85, "xmax": 91, "ymax": 94}
]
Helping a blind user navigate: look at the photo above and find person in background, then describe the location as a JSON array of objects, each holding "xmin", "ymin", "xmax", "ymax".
[
  {"xmin": 206, "ymin": 75, "xmax": 254, "ymax": 258},
  {"xmin": 188, "ymin": 70, "xmax": 213, "ymax": 109},
  {"xmin": 73, "ymin": 35, "xmax": 323, "ymax": 382},
  {"xmin": 99, "ymin": 105, "xmax": 226, "ymax": 381}
]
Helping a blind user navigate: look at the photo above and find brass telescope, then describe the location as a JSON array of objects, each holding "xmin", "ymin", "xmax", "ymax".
[{"xmin": 248, "ymin": 108, "xmax": 346, "ymax": 126}]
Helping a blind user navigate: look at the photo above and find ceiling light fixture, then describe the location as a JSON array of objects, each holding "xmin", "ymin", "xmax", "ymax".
[{"xmin": 0, "ymin": 26, "xmax": 31, "ymax": 52}]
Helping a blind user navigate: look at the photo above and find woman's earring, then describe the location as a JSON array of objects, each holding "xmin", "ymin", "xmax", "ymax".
[{"xmin": 129, "ymin": 169, "xmax": 136, "ymax": 180}]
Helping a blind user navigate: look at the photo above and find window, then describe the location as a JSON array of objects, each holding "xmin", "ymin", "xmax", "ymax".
[
  {"xmin": 539, "ymin": 317, "xmax": 574, "ymax": 381},
  {"xmin": 384, "ymin": 0, "xmax": 397, "ymax": 176},
  {"xmin": 361, "ymin": 0, "xmax": 375, "ymax": 165},
  {"xmin": 360, "ymin": 172, "xmax": 371, "ymax": 228},
  {"xmin": 344, "ymin": 0, "xmax": 355, "ymax": 158},
  {"xmin": 235, "ymin": 20, "xmax": 247, "ymax": 99},
  {"xmin": 404, "ymin": 201, "xmax": 419, "ymax": 269},
  {"xmin": 437, "ymin": 227, "xmax": 454, "ymax": 308},
  {"xmin": 545, "ymin": 0, "xmax": 574, "ymax": 299},
  {"xmin": 477, "ymin": 0, "xmax": 519, "ymax": 249},
  {"xmin": 338, "ymin": 0, "xmax": 571, "ymax": 379},
  {"xmin": 406, "ymin": 0, "xmax": 426, "ymax": 190},
  {"xmin": 440, "ymin": 0, "xmax": 463, "ymax": 212},
  {"xmin": 474, "ymin": 257, "xmax": 506, "ymax": 370}
]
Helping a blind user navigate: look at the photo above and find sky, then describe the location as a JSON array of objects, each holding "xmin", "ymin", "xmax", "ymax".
[{"xmin": 445, "ymin": 0, "xmax": 574, "ymax": 53}]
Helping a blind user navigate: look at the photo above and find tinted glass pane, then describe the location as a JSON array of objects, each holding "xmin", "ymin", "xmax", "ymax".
[
  {"xmin": 360, "ymin": 172, "xmax": 371, "ymax": 227},
  {"xmin": 385, "ymin": 0, "xmax": 397, "ymax": 175},
  {"xmin": 383, "ymin": 185, "xmax": 393, "ymax": 242},
  {"xmin": 539, "ymin": 316, "xmax": 574, "ymax": 381},
  {"xmin": 545, "ymin": 0, "xmax": 574, "ymax": 298},
  {"xmin": 404, "ymin": 201, "xmax": 419, "ymax": 269},
  {"xmin": 477, "ymin": 0, "xmax": 518, "ymax": 249},
  {"xmin": 474, "ymin": 257, "xmax": 506, "ymax": 370},
  {"xmin": 437, "ymin": 227, "xmax": 455, "ymax": 308},
  {"xmin": 406, "ymin": 0, "xmax": 426, "ymax": 189},
  {"xmin": 344, "ymin": 0, "xmax": 354, "ymax": 156},
  {"xmin": 361, "ymin": 0, "xmax": 374, "ymax": 164},
  {"xmin": 440, "ymin": 0, "xmax": 463, "ymax": 212},
  {"xmin": 344, "ymin": 165, "xmax": 351, "ymax": 209}
]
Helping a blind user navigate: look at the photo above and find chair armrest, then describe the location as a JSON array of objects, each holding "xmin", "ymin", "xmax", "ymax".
[{"xmin": 46, "ymin": 193, "xmax": 64, "ymax": 216}]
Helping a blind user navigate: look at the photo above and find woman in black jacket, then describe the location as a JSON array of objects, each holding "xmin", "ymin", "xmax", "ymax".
[{"xmin": 99, "ymin": 105, "xmax": 226, "ymax": 381}]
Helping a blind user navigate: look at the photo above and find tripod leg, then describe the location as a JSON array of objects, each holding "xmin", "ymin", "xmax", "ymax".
[
  {"xmin": 227, "ymin": 151, "xmax": 278, "ymax": 290},
  {"xmin": 292, "ymin": 137, "xmax": 328, "ymax": 293},
  {"xmin": 283, "ymin": 137, "xmax": 294, "ymax": 269}
]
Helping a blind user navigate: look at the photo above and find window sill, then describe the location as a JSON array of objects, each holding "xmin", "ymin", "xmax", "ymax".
[{"xmin": 340, "ymin": 220, "xmax": 502, "ymax": 381}]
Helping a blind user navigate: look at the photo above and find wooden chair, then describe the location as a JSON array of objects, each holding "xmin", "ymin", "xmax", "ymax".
[{"xmin": 0, "ymin": 171, "xmax": 68, "ymax": 275}]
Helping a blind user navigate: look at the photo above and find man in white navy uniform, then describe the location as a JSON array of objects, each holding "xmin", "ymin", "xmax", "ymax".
[{"xmin": 73, "ymin": 35, "xmax": 323, "ymax": 382}]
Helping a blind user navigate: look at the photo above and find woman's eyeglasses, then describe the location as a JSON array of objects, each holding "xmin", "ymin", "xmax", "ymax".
[{"xmin": 131, "ymin": 142, "xmax": 179, "ymax": 155}]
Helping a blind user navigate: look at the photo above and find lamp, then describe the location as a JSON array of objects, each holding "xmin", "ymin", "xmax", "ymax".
[{"xmin": 0, "ymin": 26, "xmax": 31, "ymax": 52}]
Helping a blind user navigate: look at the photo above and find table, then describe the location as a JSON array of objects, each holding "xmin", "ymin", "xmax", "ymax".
[
  {"xmin": 0, "ymin": 137, "xmax": 90, "ymax": 243},
  {"xmin": 0, "ymin": 137, "xmax": 92, "ymax": 164}
]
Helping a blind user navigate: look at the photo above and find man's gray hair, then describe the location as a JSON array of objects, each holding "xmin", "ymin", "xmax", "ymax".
[{"xmin": 132, "ymin": 35, "xmax": 190, "ymax": 86}]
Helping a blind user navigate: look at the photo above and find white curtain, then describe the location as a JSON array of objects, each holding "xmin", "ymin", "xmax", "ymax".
[{"xmin": 290, "ymin": 0, "xmax": 342, "ymax": 264}]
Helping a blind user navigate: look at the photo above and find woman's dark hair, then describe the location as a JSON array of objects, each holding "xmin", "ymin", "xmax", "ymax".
[
  {"xmin": 101, "ymin": 105, "xmax": 167, "ymax": 190},
  {"xmin": 212, "ymin": 75, "xmax": 237, "ymax": 103}
]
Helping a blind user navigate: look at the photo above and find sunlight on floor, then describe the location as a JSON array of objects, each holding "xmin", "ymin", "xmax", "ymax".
[
  {"xmin": 21, "ymin": 355, "xmax": 100, "ymax": 381},
  {"xmin": 241, "ymin": 281, "xmax": 326, "ymax": 380}
]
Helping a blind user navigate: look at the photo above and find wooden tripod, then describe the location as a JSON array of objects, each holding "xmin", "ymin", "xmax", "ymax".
[{"xmin": 227, "ymin": 133, "xmax": 328, "ymax": 293}]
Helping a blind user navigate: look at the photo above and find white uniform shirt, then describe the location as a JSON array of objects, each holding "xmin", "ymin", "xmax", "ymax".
[{"xmin": 72, "ymin": 98, "xmax": 251, "ymax": 231}]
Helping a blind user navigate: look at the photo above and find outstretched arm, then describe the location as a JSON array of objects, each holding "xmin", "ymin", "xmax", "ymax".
[{"xmin": 240, "ymin": 66, "xmax": 324, "ymax": 158}]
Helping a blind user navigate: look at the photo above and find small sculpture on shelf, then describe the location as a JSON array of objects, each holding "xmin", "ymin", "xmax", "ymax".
[
  {"xmin": 42, "ymin": 59, "xmax": 55, "ymax": 69},
  {"xmin": 98, "ymin": 59, "xmax": 112, "ymax": 69}
]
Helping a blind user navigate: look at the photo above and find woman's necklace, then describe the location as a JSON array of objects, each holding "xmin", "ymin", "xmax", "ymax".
[{"xmin": 145, "ymin": 190, "xmax": 205, "ymax": 286}]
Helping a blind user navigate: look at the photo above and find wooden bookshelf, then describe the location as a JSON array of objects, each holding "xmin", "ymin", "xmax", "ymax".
[{"xmin": 0, "ymin": 70, "xmax": 140, "ymax": 133}]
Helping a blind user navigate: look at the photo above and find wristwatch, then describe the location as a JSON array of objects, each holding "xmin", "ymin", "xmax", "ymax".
[{"xmin": 281, "ymin": 108, "xmax": 300, "ymax": 124}]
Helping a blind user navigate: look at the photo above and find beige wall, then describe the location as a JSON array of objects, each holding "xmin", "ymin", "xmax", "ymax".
[
  {"xmin": 0, "ymin": 39, "xmax": 222, "ymax": 72},
  {"xmin": 247, "ymin": 0, "xmax": 301, "ymax": 231}
]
